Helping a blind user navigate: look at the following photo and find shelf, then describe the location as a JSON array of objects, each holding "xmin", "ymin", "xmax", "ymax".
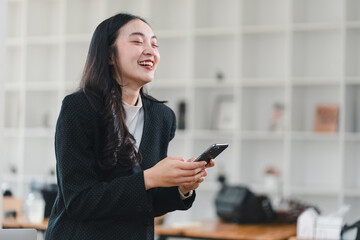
[
  {"xmin": 65, "ymin": 0, "xmax": 101, "ymax": 35},
  {"xmin": 344, "ymin": 188, "xmax": 360, "ymax": 197},
  {"xmin": 6, "ymin": 0, "xmax": 22, "ymax": 38},
  {"xmin": 241, "ymin": 131, "xmax": 284, "ymax": 140},
  {"xmin": 242, "ymin": 87, "xmax": 285, "ymax": 132},
  {"xmin": 193, "ymin": 80, "xmax": 236, "ymax": 88},
  {"xmin": 194, "ymin": 0, "xmax": 238, "ymax": 29},
  {"xmin": 345, "ymin": 85, "xmax": 360, "ymax": 132},
  {"xmin": 4, "ymin": 91, "xmax": 21, "ymax": 129},
  {"xmin": 194, "ymin": 28, "xmax": 238, "ymax": 36},
  {"xmin": 242, "ymin": 32, "xmax": 287, "ymax": 79},
  {"xmin": 291, "ymin": 77, "xmax": 340, "ymax": 86},
  {"xmin": 241, "ymin": 0, "xmax": 288, "ymax": 27},
  {"xmin": 292, "ymin": 30, "xmax": 342, "ymax": 78},
  {"xmin": 345, "ymin": 132, "xmax": 360, "ymax": 141},
  {"xmin": 5, "ymin": 45, "xmax": 21, "ymax": 83},
  {"xmin": 194, "ymin": 35, "xmax": 237, "ymax": 80},
  {"xmin": 242, "ymin": 79, "xmax": 286, "ymax": 87},
  {"xmin": 346, "ymin": 0, "xmax": 360, "ymax": 22},
  {"xmin": 346, "ymin": 29, "xmax": 360, "ymax": 77},
  {"xmin": 346, "ymin": 77, "xmax": 360, "ymax": 84},
  {"xmin": 291, "ymin": 131, "xmax": 339, "ymax": 141},
  {"xmin": 27, "ymin": 0, "xmax": 60, "ymax": 37},
  {"xmin": 65, "ymin": 42, "xmax": 89, "ymax": 84},
  {"xmin": 24, "ymin": 128, "xmax": 55, "ymax": 138},
  {"xmin": 344, "ymin": 142, "xmax": 360, "ymax": 189},
  {"xmin": 292, "ymin": 85, "xmax": 340, "ymax": 132},
  {"xmin": 154, "ymin": 37, "xmax": 190, "ymax": 80},
  {"xmin": 292, "ymin": 0, "xmax": 342, "ymax": 25},
  {"xmin": 346, "ymin": 21, "xmax": 360, "ymax": 29},
  {"xmin": 192, "ymin": 129, "xmax": 234, "ymax": 140},
  {"xmin": 292, "ymin": 23, "xmax": 341, "ymax": 32},
  {"xmin": 242, "ymin": 25, "xmax": 287, "ymax": 34},
  {"xmin": 290, "ymin": 186, "xmax": 339, "ymax": 196},
  {"xmin": 149, "ymin": 0, "xmax": 190, "ymax": 31}
]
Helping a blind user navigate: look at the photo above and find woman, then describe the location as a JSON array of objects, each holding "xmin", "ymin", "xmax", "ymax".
[{"xmin": 45, "ymin": 13, "xmax": 214, "ymax": 240}]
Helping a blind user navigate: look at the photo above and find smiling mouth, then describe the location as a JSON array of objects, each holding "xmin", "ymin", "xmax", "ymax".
[{"xmin": 138, "ymin": 61, "xmax": 154, "ymax": 69}]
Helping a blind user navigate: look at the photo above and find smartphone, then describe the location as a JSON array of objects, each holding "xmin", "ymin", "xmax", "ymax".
[{"xmin": 194, "ymin": 143, "xmax": 229, "ymax": 164}]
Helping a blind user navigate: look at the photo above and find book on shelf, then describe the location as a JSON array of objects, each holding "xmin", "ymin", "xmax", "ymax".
[{"xmin": 314, "ymin": 104, "xmax": 339, "ymax": 133}]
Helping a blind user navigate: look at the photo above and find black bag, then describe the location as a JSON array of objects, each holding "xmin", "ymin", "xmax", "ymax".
[{"xmin": 215, "ymin": 185, "xmax": 275, "ymax": 223}]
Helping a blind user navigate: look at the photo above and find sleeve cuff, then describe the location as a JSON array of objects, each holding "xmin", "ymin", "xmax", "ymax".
[{"xmin": 177, "ymin": 187, "xmax": 193, "ymax": 200}]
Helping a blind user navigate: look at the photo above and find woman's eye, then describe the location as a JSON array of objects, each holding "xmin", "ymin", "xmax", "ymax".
[
  {"xmin": 132, "ymin": 41, "xmax": 143, "ymax": 44},
  {"xmin": 152, "ymin": 44, "xmax": 159, "ymax": 48}
]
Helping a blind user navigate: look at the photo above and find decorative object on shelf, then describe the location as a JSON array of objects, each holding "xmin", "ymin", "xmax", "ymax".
[
  {"xmin": 9, "ymin": 164, "xmax": 18, "ymax": 174},
  {"xmin": 269, "ymin": 102, "xmax": 284, "ymax": 132},
  {"xmin": 314, "ymin": 104, "xmax": 339, "ymax": 132},
  {"xmin": 263, "ymin": 166, "xmax": 282, "ymax": 208},
  {"xmin": 215, "ymin": 70, "xmax": 225, "ymax": 83},
  {"xmin": 177, "ymin": 100, "xmax": 186, "ymax": 130},
  {"xmin": 213, "ymin": 94, "xmax": 235, "ymax": 130}
]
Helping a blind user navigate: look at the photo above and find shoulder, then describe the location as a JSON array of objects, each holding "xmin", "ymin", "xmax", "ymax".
[
  {"xmin": 142, "ymin": 94, "xmax": 175, "ymax": 120},
  {"xmin": 60, "ymin": 89, "xmax": 100, "ymax": 120}
]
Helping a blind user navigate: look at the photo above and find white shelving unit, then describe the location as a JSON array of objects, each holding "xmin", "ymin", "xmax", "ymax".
[{"xmin": 3, "ymin": 0, "xmax": 360, "ymax": 225}]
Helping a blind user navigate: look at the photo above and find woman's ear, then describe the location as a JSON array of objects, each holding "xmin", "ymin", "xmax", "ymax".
[{"xmin": 109, "ymin": 54, "xmax": 114, "ymax": 65}]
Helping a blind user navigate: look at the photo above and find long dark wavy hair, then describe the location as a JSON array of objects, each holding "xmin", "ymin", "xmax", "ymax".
[{"xmin": 79, "ymin": 13, "xmax": 158, "ymax": 171}]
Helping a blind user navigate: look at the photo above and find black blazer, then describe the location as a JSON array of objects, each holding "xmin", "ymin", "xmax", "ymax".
[{"xmin": 45, "ymin": 89, "xmax": 195, "ymax": 240}]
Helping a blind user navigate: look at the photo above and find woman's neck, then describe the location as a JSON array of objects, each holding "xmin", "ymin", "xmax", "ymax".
[{"xmin": 122, "ymin": 85, "xmax": 141, "ymax": 106}]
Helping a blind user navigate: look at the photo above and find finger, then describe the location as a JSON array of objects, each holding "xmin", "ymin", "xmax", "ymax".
[
  {"xmin": 178, "ymin": 161, "xmax": 206, "ymax": 170},
  {"xmin": 177, "ymin": 167, "xmax": 204, "ymax": 178},
  {"xmin": 205, "ymin": 159, "xmax": 215, "ymax": 168},
  {"xmin": 197, "ymin": 177, "xmax": 205, "ymax": 183},
  {"xmin": 178, "ymin": 170, "xmax": 204, "ymax": 184},
  {"xmin": 168, "ymin": 156, "xmax": 185, "ymax": 162},
  {"xmin": 186, "ymin": 157, "xmax": 196, "ymax": 162}
]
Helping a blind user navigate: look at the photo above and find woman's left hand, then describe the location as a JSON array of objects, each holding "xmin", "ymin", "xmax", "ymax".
[{"xmin": 178, "ymin": 158, "xmax": 215, "ymax": 195}]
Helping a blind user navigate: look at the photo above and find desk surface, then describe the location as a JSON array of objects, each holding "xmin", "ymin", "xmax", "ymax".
[
  {"xmin": 155, "ymin": 219, "xmax": 297, "ymax": 240},
  {"xmin": 3, "ymin": 217, "xmax": 49, "ymax": 231}
]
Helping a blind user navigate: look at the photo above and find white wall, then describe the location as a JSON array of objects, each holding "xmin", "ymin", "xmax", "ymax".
[{"xmin": 0, "ymin": 0, "xmax": 7, "ymax": 227}]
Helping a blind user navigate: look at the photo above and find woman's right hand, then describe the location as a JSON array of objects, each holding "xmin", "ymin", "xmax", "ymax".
[{"xmin": 143, "ymin": 156, "xmax": 207, "ymax": 190}]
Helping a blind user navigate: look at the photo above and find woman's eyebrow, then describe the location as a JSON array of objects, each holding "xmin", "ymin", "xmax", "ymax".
[{"xmin": 129, "ymin": 32, "xmax": 157, "ymax": 40}]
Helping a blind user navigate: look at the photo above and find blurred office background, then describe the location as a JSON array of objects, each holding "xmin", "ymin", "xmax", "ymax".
[{"xmin": 1, "ymin": 0, "xmax": 360, "ymax": 229}]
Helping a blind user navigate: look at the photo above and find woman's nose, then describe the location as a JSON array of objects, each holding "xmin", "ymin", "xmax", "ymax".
[{"xmin": 143, "ymin": 43, "xmax": 156, "ymax": 56}]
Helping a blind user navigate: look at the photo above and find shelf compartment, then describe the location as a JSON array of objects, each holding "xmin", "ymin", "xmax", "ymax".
[
  {"xmin": 344, "ymin": 142, "xmax": 360, "ymax": 189},
  {"xmin": 154, "ymin": 37, "xmax": 190, "ymax": 80},
  {"xmin": 26, "ymin": 0, "xmax": 60, "ymax": 37},
  {"xmin": 4, "ymin": 91, "xmax": 21, "ymax": 129},
  {"xmin": 3, "ymin": 136, "xmax": 21, "ymax": 175},
  {"xmin": 291, "ymin": 85, "xmax": 340, "ymax": 132},
  {"xmin": 65, "ymin": 42, "xmax": 89, "ymax": 84},
  {"xmin": 242, "ymin": 86, "xmax": 285, "ymax": 132},
  {"xmin": 242, "ymin": 32, "xmax": 287, "ymax": 79},
  {"xmin": 24, "ymin": 137, "xmax": 56, "ymax": 176},
  {"xmin": 241, "ymin": 139, "xmax": 284, "ymax": 185},
  {"xmin": 344, "ymin": 196, "xmax": 360, "ymax": 223},
  {"xmin": 107, "ymin": 0, "xmax": 147, "ymax": 18},
  {"xmin": 7, "ymin": 0, "xmax": 22, "ymax": 38},
  {"xmin": 292, "ymin": 30, "xmax": 342, "ymax": 78},
  {"xmin": 168, "ymin": 138, "xmax": 186, "ymax": 159},
  {"xmin": 194, "ymin": 35, "xmax": 237, "ymax": 82},
  {"xmin": 193, "ymin": 88, "xmax": 235, "ymax": 130},
  {"xmin": 292, "ymin": 0, "xmax": 342, "ymax": 24},
  {"xmin": 194, "ymin": 0, "xmax": 238, "ymax": 29},
  {"xmin": 5, "ymin": 46, "xmax": 21, "ymax": 83},
  {"xmin": 149, "ymin": 0, "xmax": 190, "ymax": 31},
  {"xmin": 346, "ymin": 29, "xmax": 360, "ymax": 78},
  {"xmin": 241, "ymin": 0, "xmax": 288, "ymax": 27},
  {"xmin": 66, "ymin": 0, "xmax": 101, "ymax": 35},
  {"xmin": 26, "ymin": 44, "xmax": 59, "ymax": 83},
  {"xmin": 346, "ymin": 0, "xmax": 360, "ymax": 22},
  {"xmin": 290, "ymin": 140, "xmax": 341, "ymax": 189},
  {"xmin": 148, "ymin": 88, "xmax": 188, "ymax": 130},
  {"xmin": 25, "ymin": 91, "xmax": 59, "ymax": 129},
  {"xmin": 345, "ymin": 85, "xmax": 360, "ymax": 132}
]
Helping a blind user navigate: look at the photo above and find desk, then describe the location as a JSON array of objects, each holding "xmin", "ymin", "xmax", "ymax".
[
  {"xmin": 3, "ymin": 217, "xmax": 48, "ymax": 231},
  {"xmin": 155, "ymin": 219, "xmax": 297, "ymax": 240}
]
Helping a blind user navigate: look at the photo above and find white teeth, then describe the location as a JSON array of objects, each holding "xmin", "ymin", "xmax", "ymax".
[{"xmin": 138, "ymin": 61, "xmax": 153, "ymax": 67}]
